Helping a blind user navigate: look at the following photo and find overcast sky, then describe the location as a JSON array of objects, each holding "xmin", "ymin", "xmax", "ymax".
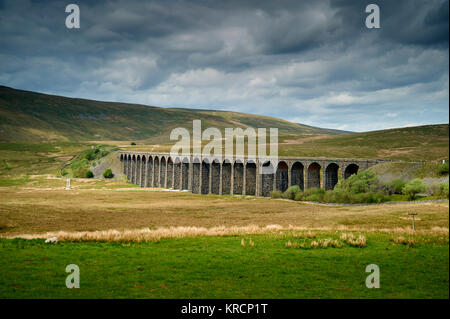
[{"xmin": 0, "ymin": 0, "xmax": 448, "ymax": 132}]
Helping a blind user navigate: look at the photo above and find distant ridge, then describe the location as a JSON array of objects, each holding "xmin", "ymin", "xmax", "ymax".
[{"xmin": 296, "ymin": 123, "xmax": 353, "ymax": 135}]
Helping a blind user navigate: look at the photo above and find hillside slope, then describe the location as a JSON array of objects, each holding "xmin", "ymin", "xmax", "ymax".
[
  {"xmin": 0, "ymin": 86, "xmax": 346, "ymax": 143},
  {"xmin": 277, "ymin": 124, "xmax": 449, "ymax": 161}
]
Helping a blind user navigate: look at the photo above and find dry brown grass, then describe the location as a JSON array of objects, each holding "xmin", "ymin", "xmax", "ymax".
[
  {"xmin": 341, "ymin": 233, "xmax": 367, "ymax": 247},
  {"xmin": 7, "ymin": 224, "xmax": 286, "ymax": 242},
  {"xmin": 390, "ymin": 236, "xmax": 418, "ymax": 247},
  {"xmin": 0, "ymin": 186, "xmax": 448, "ymax": 238}
]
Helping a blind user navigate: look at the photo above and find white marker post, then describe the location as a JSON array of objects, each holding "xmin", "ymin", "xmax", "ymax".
[
  {"xmin": 409, "ymin": 212, "xmax": 417, "ymax": 231},
  {"xmin": 66, "ymin": 172, "xmax": 71, "ymax": 190}
]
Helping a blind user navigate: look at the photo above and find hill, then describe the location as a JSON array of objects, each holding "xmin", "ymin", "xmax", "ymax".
[
  {"xmin": 0, "ymin": 86, "xmax": 448, "ymax": 162},
  {"xmin": 0, "ymin": 86, "xmax": 347, "ymax": 143},
  {"xmin": 277, "ymin": 124, "xmax": 449, "ymax": 161}
]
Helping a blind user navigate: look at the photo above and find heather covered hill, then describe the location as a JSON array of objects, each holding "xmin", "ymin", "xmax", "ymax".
[{"xmin": 0, "ymin": 86, "xmax": 344, "ymax": 143}]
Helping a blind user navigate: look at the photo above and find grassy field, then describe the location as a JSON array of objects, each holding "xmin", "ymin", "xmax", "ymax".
[
  {"xmin": 0, "ymin": 184, "xmax": 448, "ymax": 235},
  {"xmin": 1, "ymin": 231, "xmax": 448, "ymax": 299},
  {"xmin": 0, "ymin": 135, "xmax": 448, "ymax": 299},
  {"xmin": 0, "ymin": 176, "xmax": 448, "ymax": 298}
]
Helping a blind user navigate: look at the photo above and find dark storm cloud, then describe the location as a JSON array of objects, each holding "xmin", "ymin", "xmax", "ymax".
[{"xmin": 0, "ymin": 0, "xmax": 448, "ymax": 131}]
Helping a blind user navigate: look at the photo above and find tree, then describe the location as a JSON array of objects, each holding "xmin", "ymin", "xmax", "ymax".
[
  {"xmin": 103, "ymin": 168, "xmax": 114, "ymax": 179},
  {"xmin": 387, "ymin": 179, "xmax": 406, "ymax": 194},
  {"xmin": 402, "ymin": 178, "xmax": 426, "ymax": 200},
  {"xmin": 334, "ymin": 170, "xmax": 379, "ymax": 194},
  {"xmin": 86, "ymin": 170, "xmax": 94, "ymax": 178}
]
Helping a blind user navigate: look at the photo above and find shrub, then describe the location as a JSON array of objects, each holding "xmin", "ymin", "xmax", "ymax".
[
  {"xmin": 387, "ymin": 179, "xmax": 406, "ymax": 194},
  {"xmin": 334, "ymin": 170, "xmax": 379, "ymax": 194},
  {"xmin": 437, "ymin": 162, "xmax": 449, "ymax": 176},
  {"xmin": 131, "ymin": 142, "xmax": 136, "ymax": 145},
  {"xmin": 402, "ymin": 178, "xmax": 426, "ymax": 200},
  {"xmin": 294, "ymin": 191, "xmax": 303, "ymax": 201},
  {"xmin": 270, "ymin": 190, "xmax": 282, "ymax": 198},
  {"xmin": 305, "ymin": 189, "xmax": 326, "ymax": 202},
  {"xmin": 287, "ymin": 171, "xmax": 392, "ymax": 204},
  {"xmin": 103, "ymin": 168, "xmax": 114, "ymax": 179},
  {"xmin": 86, "ymin": 170, "xmax": 94, "ymax": 178},
  {"xmin": 73, "ymin": 167, "xmax": 88, "ymax": 178},
  {"xmin": 84, "ymin": 149, "xmax": 96, "ymax": 161},
  {"xmin": 439, "ymin": 184, "xmax": 449, "ymax": 198},
  {"xmin": 283, "ymin": 185, "xmax": 301, "ymax": 200},
  {"xmin": 427, "ymin": 184, "xmax": 441, "ymax": 196}
]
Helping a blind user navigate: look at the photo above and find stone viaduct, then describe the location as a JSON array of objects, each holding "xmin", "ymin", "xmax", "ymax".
[{"xmin": 119, "ymin": 152, "xmax": 385, "ymax": 197}]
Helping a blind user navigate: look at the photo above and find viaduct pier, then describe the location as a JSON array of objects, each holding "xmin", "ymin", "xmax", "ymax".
[{"xmin": 119, "ymin": 152, "xmax": 386, "ymax": 197}]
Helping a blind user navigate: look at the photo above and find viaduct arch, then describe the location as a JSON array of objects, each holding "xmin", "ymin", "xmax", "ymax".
[{"xmin": 119, "ymin": 152, "xmax": 385, "ymax": 197}]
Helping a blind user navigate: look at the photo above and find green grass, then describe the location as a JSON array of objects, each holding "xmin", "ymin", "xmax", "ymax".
[
  {"xmin": 1, "ymin": 232, "xmax": 448, "ymax": 298},
  {"xmin": 0, "ymin": 142, "xmax": 95, "ymax": 177}
]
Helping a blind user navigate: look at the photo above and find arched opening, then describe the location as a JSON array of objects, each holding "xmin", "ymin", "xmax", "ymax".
[
  {"xmin": 276, "ymin": 161, "xmax": 289, "ymax": 192},
  {"xmin": 160, "ymin": 157, "xmax": 167, "ymax": 188},
  {"xmin": 261, "ymin": 161, "xmax": 274, "ymax": 197},
  {"xmin": 233, "ymin": 161, "xmax": 244, "ymax": 194},
  {"xmin": 146, "ymin": 156, "xmax": 153, "ymax": 187},
  {"xmin": 154, "ymin": 156, "xmax": 160, "ymax": 187},
  {"xmin": 222, "ymin": 160, "xmax": 232, "ymax": 194},
  {"xmin": 182, "ymin": 158, "xmax": 189, "ymax": 190},
  {"xmin": 245, "ymin": 162, "xmax": 256, "ymax": 195},
  {"xmin": 211, "ymin": 160, "xmax": 220, "ymax": 194},
  {"xmin": 344, "ymin": 163, "xmax": 359, "ymax": 179},
  {"xmin": 167, "ymin": 157, "xmax": 174, "ymax": 188},
  {"xmin": 201, "ymin": 159, "xmax": 210, "ymax": 194},
  {"xmin": 325, "ymin": 163, "xmax": 339, "ymax": 190},
  {"xmin": 291, "ymin": 162, "xmax": 304, "ymax": 190},
  {"xmin": 307, "ymin": 162, "xmax": 321, "ymax": 189},
  {"xmin": 192, "ymin": 158, "xmax": 201, "ymax": 194},
  {"xmin": 140, "ymin": 156, "xmax": 146, "ymax": 187},
  {"xmin": 173, "ymin": 158, "xmax": 181, "ymax": 189}
]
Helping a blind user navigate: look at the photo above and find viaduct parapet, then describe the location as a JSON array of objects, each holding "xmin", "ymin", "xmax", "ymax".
[{"xmin": 118, "ymin": 152, "xmax": 387, "ymax": 197}]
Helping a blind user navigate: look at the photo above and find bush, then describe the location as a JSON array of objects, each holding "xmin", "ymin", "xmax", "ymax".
[
  {"xmin": 430, "ymin": 184, "xmax": 449, "ymax": 198},
  {"xmin": 402, "ymin": 178, "xmax": 426, "ymax": 200},
  {"xmin": 284, "ymin": 171, "xmax": 393, "ymax": 204},
  {"xmin": 283, "ymin": 185, "xmax": 301, "ymax": 200},
  {"xmin": 131, "ymin": 142, "xmax": 136, "ymax": 145},
  {"xmin": 294, "ymin": 191, "xmax": 303, "ymax": 201},
  {"xmin": 103, "ymin": 168, "xmax": 114, "ymax": 179},
  {"xmin": 86, "ymin": 170, "xmax": 94, "ymax": 178},
  {"xmin": 270, "ymin": 190, "xmax": 282, "ymax": 198},
  {"xmin": 334, "ymin": 170, "xmax": 379, "ymax": 194},
  {"xmin": 84, "ymin": 149, "xmax": 96, "ymax": 161},
  {"xmin": 437, "ymin": 162, "xmax": 449, "ymax": 176},
  {"xmin": 439, "ymin": 184, "xmax": 449, "ymax": 198},
  {"xmin": 73, "ymin": 167, "xmax": 88, "ymax": 178},
  {"xmin": 387, "ymin": 179, "xmax": 406, "ymax": 194}
]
